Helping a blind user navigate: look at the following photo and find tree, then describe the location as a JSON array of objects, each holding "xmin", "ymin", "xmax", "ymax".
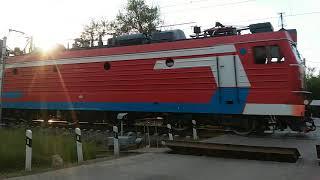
[
  {"xmin": 51, "ymin": 44, "xmax": 66, "ymax": 52},
  {"xmin": 73, "ymin": 18, "xmax": 111, "ymax": 48},
  {"xmin": 111, "ymin": 0, "xmax": 162, "ymax": 35},
  {"xmin": 82, "ymin": 19, "xmax": 99, "ymax": 47},
  {"xmin": 306, "ymin": 67, "xmax": 320, "ymax": 100},
  {"xmin": 72, "ymin": 0, "xmax": 162, "ymax": 47},
  {"xmin": 96, "ymin": 18, "xmax": 111, "ymax": 46},
  {"xmin": 11, "ymin": 47, "xmax": 23, "ymax": 56},
  {"xmin": 72, "ymin": 36, "xmax": 90, "ymax": 48}
]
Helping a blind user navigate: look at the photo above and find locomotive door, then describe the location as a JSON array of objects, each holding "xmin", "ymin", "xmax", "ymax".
[{"xmin": 217, "ymin": 55, "xmax": 239, "ymax": 104}]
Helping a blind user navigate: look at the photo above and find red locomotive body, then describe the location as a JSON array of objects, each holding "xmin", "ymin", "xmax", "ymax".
[{"xmin": 1, "ymin": 23, "xmax": 314, "ymax": 133}]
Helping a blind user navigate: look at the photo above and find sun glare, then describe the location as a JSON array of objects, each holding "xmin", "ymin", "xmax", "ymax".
[
  {"xmin": 35, "ymin": 38, "xmax": 57, "ymax": 52},
  {"xmin": 33, "ymin": 31, "xmax": 67, "ymax": 53}
]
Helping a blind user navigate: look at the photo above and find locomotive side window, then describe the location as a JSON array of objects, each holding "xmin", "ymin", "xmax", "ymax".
[
  {"xmin": 253, "ymin": 45, "xmax": 284, "ymax": 64},
  {"xmin": 269, "ymin": 45, "xmax": 284, "ymax": 63},
  {"xmin": 253, "ymin": 46, "xmax": 267, "ymax": 64}
]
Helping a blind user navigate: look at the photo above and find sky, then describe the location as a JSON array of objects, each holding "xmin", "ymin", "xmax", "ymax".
[{"xmin": 0, "ymin": 0, "xmax": 319, "ymax": 71}]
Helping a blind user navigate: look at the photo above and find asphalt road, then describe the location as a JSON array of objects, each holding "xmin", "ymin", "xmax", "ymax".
[{"xmin": 7, "ymin": 151, "xmax": 320, "ymax": 180}]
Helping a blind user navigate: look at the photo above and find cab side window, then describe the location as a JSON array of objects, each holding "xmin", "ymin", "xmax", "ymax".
[{"xmin": 253, "ymin": 45, "xmax": 284, "ymax": 64}]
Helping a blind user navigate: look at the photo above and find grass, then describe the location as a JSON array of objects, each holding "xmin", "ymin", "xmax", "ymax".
[{"xmin": 0, "ymin": 128, "xmax": 103, "ymax": 174}]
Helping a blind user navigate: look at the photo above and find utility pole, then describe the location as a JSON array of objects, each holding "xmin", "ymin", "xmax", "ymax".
[
  {"xmin": 0, "ymin": 37, "xmax": 7, "ymax": 125},
  {"xmin": 279, "ymin": 12, "xmax": 285, "ymax": 30},
  {"xmin": 29, "ymin": 36, "xmax": 34, "ymax": 53}
]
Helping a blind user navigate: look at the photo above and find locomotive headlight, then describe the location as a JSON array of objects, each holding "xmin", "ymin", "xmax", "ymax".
[{"xmin": 304, "ymin": 100, "xmax": 309, "ymax": 105}]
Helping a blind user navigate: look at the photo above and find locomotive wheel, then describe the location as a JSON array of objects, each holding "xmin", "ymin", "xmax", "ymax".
[
  {"xmin": 165, "ymin": 119, "xmax": 189, "ymax": 132},
  {"xmin": 232, "ymin": 119, "xmax": 256, "ymax": 136},
  {"xmin": 171, "ymin": 121, "xmax": 188, "ymax": 131},
  {"xmin": 166, "ymin": 114, "xmax": 191, "ymax": 132}
]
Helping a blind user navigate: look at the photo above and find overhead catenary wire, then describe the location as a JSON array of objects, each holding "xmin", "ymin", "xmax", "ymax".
[
  {"xmin": 307, "ymin": 61, "xmax": 320, "ymax": 64},
  {"xmin": 159, "ymin": 0, "xmax": 320, "ymax": 27},
  {"xmin": 160, "ymin": 0, "xmax": 256, "ymax": 15},
  {"xmin": 158, "ymin": 21, "xmax": 196, "ymax": 28},
  {"xmin": 224, "ymin": 11, "xmax": 320, "ymax": 24},
  {"xmin": 160, "ymin": 0, "xmax": 238, "ymax": 9}
]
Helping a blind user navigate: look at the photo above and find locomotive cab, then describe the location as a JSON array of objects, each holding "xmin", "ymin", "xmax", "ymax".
[{"xmin": 233, "ymin": 26, "xmax": 315, "ymax": 132}]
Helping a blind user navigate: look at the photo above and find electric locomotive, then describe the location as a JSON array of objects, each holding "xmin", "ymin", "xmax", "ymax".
[{"xmin": 0, "ymin": 22, "xmax": 315, "ymax": 133}]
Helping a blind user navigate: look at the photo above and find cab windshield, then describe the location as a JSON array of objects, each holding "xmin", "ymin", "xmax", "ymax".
[{"xmin": 291, "ymin": 44, "xmax": 303, "ymax": 64}]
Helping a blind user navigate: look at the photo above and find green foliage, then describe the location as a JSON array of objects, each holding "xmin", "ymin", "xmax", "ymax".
[
  {"xmin": 73, "ymin": 0, "xmax": 162, "ymax": 47},
  {"xmin": 0, "ymin": 128, "xmax": 100, "ymax": 173},
  {"xmin": 73, "ymin": 18, "xmax": 111, "ymax": 48},
  {"xmin": 306, "ymin": 67, "xmax": 320, "ymax": 99},
  {"xmin": 72, "ymin": 36, "xmax": 90, "ymax": 48},
  {"xmin": 0, "ymin": 129, "xmax": 25, "ymax": 172},
  {"xmin": 112, "ymin": 0, "xmax": 161, "ymax": 35},
  {"xmin": 11, "ymin": 47, "xmax": 24, "ymax": 56}
]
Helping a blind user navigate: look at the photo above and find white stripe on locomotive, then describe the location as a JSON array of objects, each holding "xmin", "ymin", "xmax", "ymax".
[
  {"xmin": 154, "ymin": 55, "xmax": 251, "ymax": 88},
  {"xmin": 5, "ymin": 44, "xmax": 236, "ymax": 68},
  {"xmin": 243, "ymin": 104, "xmax": 303, "ymax": 116}
]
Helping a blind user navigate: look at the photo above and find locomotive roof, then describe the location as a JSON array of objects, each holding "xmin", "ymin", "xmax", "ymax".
[{"xmin": 7, "ymin": 30, "xmax": 294, "ymax": 64}]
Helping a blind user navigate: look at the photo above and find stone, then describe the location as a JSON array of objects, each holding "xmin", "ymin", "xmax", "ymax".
[{"xmin": 52, "ymin": 154, "xmax": 64, "ymax": 168}]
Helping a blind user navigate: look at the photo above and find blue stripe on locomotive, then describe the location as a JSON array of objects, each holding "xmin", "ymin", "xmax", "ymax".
[
  {"xmin": 2, "ymin": 87, "xmax": 249, "ymax": 114},
  {"xmin": 2, "ymin": 92, "xmax": 23, "ymax": 98}
]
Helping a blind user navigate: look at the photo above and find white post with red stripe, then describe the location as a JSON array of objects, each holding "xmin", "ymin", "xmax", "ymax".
[{"xmin": 25, "ymin": 130, "xmax": 32, "ymax": 171}]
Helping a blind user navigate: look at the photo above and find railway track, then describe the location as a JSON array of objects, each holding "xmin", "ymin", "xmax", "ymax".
[{"xmin": 4, "ymin": 118, "xmax": 319, "ymax": 142}]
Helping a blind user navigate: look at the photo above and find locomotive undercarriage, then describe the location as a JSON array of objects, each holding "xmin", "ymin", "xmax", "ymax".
[{"xmin": 2, "ymin": 108, "xmax": 316, "ymax": 134}]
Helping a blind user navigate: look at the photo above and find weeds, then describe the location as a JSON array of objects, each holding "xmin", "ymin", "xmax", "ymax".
[{"xmin": 0, "ymin": 128, "xmax": 101, "ymax": 173}]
